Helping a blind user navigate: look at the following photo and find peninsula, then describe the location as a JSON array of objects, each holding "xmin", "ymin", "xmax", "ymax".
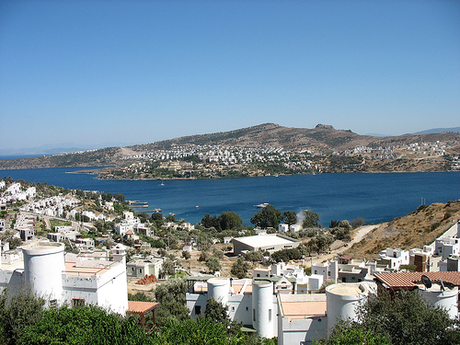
[{"xmin": 1, "ymin": 123, "xmax": 459, "ymax": 179}]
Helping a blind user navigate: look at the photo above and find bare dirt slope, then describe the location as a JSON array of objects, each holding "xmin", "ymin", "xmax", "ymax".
[{"xmin": 344, "ymin": 200, "xmax": 460, "ymax": 259}]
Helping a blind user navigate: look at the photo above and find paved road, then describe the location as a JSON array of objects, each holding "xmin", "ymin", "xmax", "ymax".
[
  {"xmin": 305, "ymin": 224, "xmax": 378, "ymax": 267},
  {"xmin": 427, "ymin": 221, "xmax": 459, "ymax": 250}
]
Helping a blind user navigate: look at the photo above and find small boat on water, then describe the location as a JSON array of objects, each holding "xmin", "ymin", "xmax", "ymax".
[{"xmin": 255, "ymin": 202, "xmax": 270, "ymax": 208}]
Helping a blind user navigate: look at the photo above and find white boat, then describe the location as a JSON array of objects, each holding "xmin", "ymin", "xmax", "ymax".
[{"xmin": 255, "ymin": 202, "xmax": 270, "ymax": 208}]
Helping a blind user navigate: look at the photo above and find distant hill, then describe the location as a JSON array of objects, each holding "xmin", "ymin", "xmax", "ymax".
[
  {"xmin": 130, "ymin": 123, "xmax": 372, "ymax": 153},
  {"xmin": 413, "ymin": 127, "xmax": 460, "ymax": 135},
  {"xmin": 1, "ymin": 123, "xmax": 460, "ymax": 171}
]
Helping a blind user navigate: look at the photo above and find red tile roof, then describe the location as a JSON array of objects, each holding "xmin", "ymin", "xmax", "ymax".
[
  {"xmin": 374, "ymin": 271, "xmax": 460, "ymax": 289},
  {"xmin": 126, "ymin": 301, "xmax": 159, "ymax": 314}
]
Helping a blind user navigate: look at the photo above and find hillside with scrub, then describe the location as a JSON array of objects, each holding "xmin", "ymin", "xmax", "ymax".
[{"xmin": 344, "ymin": 200, "xmax": 460, "ymax": 259}]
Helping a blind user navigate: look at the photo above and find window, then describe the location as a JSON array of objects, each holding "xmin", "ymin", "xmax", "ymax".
[
  {"xmin": 328, "ymin": 271, "xmax": 331, "ymax": 276},
  {"xmin": 314, "ymin": 270, "xmax": 317, "ymax": 274},
  {"xmin": 72, "ymin": 298, "xmax": 85, "ymax": 308},
  {"xmin": 195, "ymin": 306, "xmax": 201, "ymax": 315},
  {"xmin": 50, "ymin": 299, "xmax": 57, "ymax": 307},
  {"xmin": 268, "ymin": 309, "xmax": 272, "ymax": 322},
  {"xmin": 246, "ymin": 307, "xmax": 249, "ymax": 311},
  {"xmin": 253, "ymin": 309, "xmax": 256, "ymax": 322}
]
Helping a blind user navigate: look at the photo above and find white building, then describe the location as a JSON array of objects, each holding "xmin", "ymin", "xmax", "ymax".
[
  {"xmin": 127, "ymin": 256, "xmax": 164, "ymax": 279},
  {"xmin": 232, "ymin": 234, "xmax": 301, "ymax": 256},
  {"xmin": 187, "ymin": 277, "xmax": 372, "ymax": 344},
  {"xmin": 254, "ymin": 262, "xmax": 313, "ymax": 293},
  {"xmin": 278, "ymin": 293, "xmax": 327, "ymax": 345},
  {"xmin": 435, "ymin": 238, "xmax": 460, "ymax": 260},
  {"xmin": 187, "ymin": 277, "xmax": 279, "ymax": 338},
  {"xmin": 278, "ymin": 224, "xmax": 302, "ymax": 233},
  {"xmin": 378, "ymin": 248, "xmax": 410, "ymax": 270},
  {"xmin": 311, "ymin": 260, "xmax": 339, "ymax": 284},
  {"xmin": 114, "ymin": 212, "xmax": 143, "ymax": 236},
  {"xmin": 0, "ymin": 242, "xmax": 128, "ymax": 315}
]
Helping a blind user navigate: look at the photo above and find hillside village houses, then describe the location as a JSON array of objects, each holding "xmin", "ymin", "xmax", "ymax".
[
  {"xmin": 278, "ymin": 223, "xmax": 302, "ymax": 233},
  {"xmin": 0, "ymin": 182, "xmax": 36, "ymax": 204},
  {"xmin": 2, "ymin": 178, "xmax": 460, "ymax": 343}
]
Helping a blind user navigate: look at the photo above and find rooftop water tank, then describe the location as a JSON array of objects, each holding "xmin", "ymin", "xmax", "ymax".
[
  {"xmin": 326, "ymin": 283, "xmax": 368, "ymax": 334},
  {"xmin": 252, "ymin": 279, "xmax": 276, "ymax": 339},
  {"xmin": 207, "ymin": 277, "xmax": 230, "ymax": 305},
  {"xmin": 23, "ymin": 242, "xmax": 65, "ymax": 302},
  {"xmin": 419, "ymin": 283, "xmax": 458, "ymax": 319}
]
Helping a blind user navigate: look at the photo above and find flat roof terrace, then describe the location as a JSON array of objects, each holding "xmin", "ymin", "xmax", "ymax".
[
  {"xmin": 279, "ymin": 294, "xmax": 327, "ymax": 320},
  {"xmin": 234, "ymin": 234, "xmax": 298, "ymax": 247},
  {"xmin": 64, "ymin": 260, "xmax": 117, "ymax": 277}
]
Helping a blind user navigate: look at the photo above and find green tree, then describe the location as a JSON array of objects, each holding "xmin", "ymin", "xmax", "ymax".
[
  {"xmin": 244, "ymin": 250, "xmax": 264, "ymax": 264},
  {"xmin": 152, "ymin": 317, "xmax": 241, "ymax": 345},
  {"xmin": 330, "ymin": 227, "xmax": 351, "ymax": 241},
  {"xmin": 162, "ymin": 258, "xmax": 176, "ymax": 277},
  {"xmin": 154, "ymin": 279, "xmax": 191, "ymax": 322},
  {"xmin": 182, "ymin": 250, "xmax": 191, "ymax": 260},
  {"xmin": 0, "ymin": 290, "xmax": 45, "ymax": 345},
  {"xmin": 311, "ymin": 232, "xmax": 334, "ymax": 253},
  {"xmin": 317, "ymin": 289, "xmax": 460, "ymax": 345},
  {"xmin": 201, "ymin": 213, "xmax": 220, "ymax": 229},
  {"xmin": 283, "ymin": 210, "xmax": 297, "ymax": 228},
  {"xmin": 0, "ymin": 230, "xmax": 23, "ymax": 250},
  {"xmin": 271, "ymin": 247, "xmax": 303, "ymax": 263},
  {"xmin": 165, "ymin": 214, "xmax": 176, "ymax": 222},
  {"xmin": 217, "ymin": 211, "xmax": 243, "ymax": 230},
  {"xmin": 351, "ymin": 217, "xmax": 365, "ymax": 228},
  {"xmin": 204, "ymin": 298, "xmax": 243, "ymax": 336},
  {"xmin": 315, "ymin": 327, "xmax": 391, "ymax": 345},
  {"xmin": 18, "ymin": 305, "xmax": 151, "ymax": 345},
  {"xmin": 204, "ymin": 297, "xmax": 229, "ymax": 324},
  {"xmin": 206, "ymin": 257, "xmax": 221, "ymax": 273},
  {"xmin": 251, "ymin": 205, "xmax": 282, "ymax": 229},
  {"xmin": 338, "ymin": 220, "xmax": 352, "ymax": 230},
  {"xmin": 128, "ymin": 292, "xmax": 152, "ymax": 302},
  {"xmin": 231, "ymin": 257, "xmax": 250, "ymax": 279},
  {"xmin": 302, "ymin": 210, "xmax": 321, "ymax": 228},
  {"xmin": 202, "ymin": 212, "xmax": 242, "ymax": 231}
]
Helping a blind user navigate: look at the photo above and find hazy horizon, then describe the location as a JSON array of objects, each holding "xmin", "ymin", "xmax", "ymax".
[{"xmin": 1, "ymin": 123, "xmax": 460, "ymax": 157}]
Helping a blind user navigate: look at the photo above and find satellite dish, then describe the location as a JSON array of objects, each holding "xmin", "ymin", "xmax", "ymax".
[{"xmin": 421, "ymin": 275, "xmax": 432, "ymax": 289}]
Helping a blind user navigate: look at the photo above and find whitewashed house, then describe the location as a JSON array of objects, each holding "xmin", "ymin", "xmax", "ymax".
[
  {"xmin": 378, "ymin": 248, "xmax": 410, "ymax": 270},
  {"xmin": 0, "ymin": 242, "xmax": 128, "ymax": 315}
]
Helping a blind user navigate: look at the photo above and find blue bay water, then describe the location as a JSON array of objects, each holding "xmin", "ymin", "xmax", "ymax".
[{"xmin": 1, "ymin": 168, "xmax": 459, "ymax": 227}]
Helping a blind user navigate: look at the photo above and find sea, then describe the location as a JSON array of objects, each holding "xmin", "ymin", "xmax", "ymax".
[{"xmin": 1, "ymin": 167, "xmax": 459, "ymax": 227}]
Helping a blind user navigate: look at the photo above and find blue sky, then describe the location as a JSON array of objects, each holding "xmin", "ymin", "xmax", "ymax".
[{"xmin": 1, "ymin": 0, "xmax": 459, "ymax": 152}]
